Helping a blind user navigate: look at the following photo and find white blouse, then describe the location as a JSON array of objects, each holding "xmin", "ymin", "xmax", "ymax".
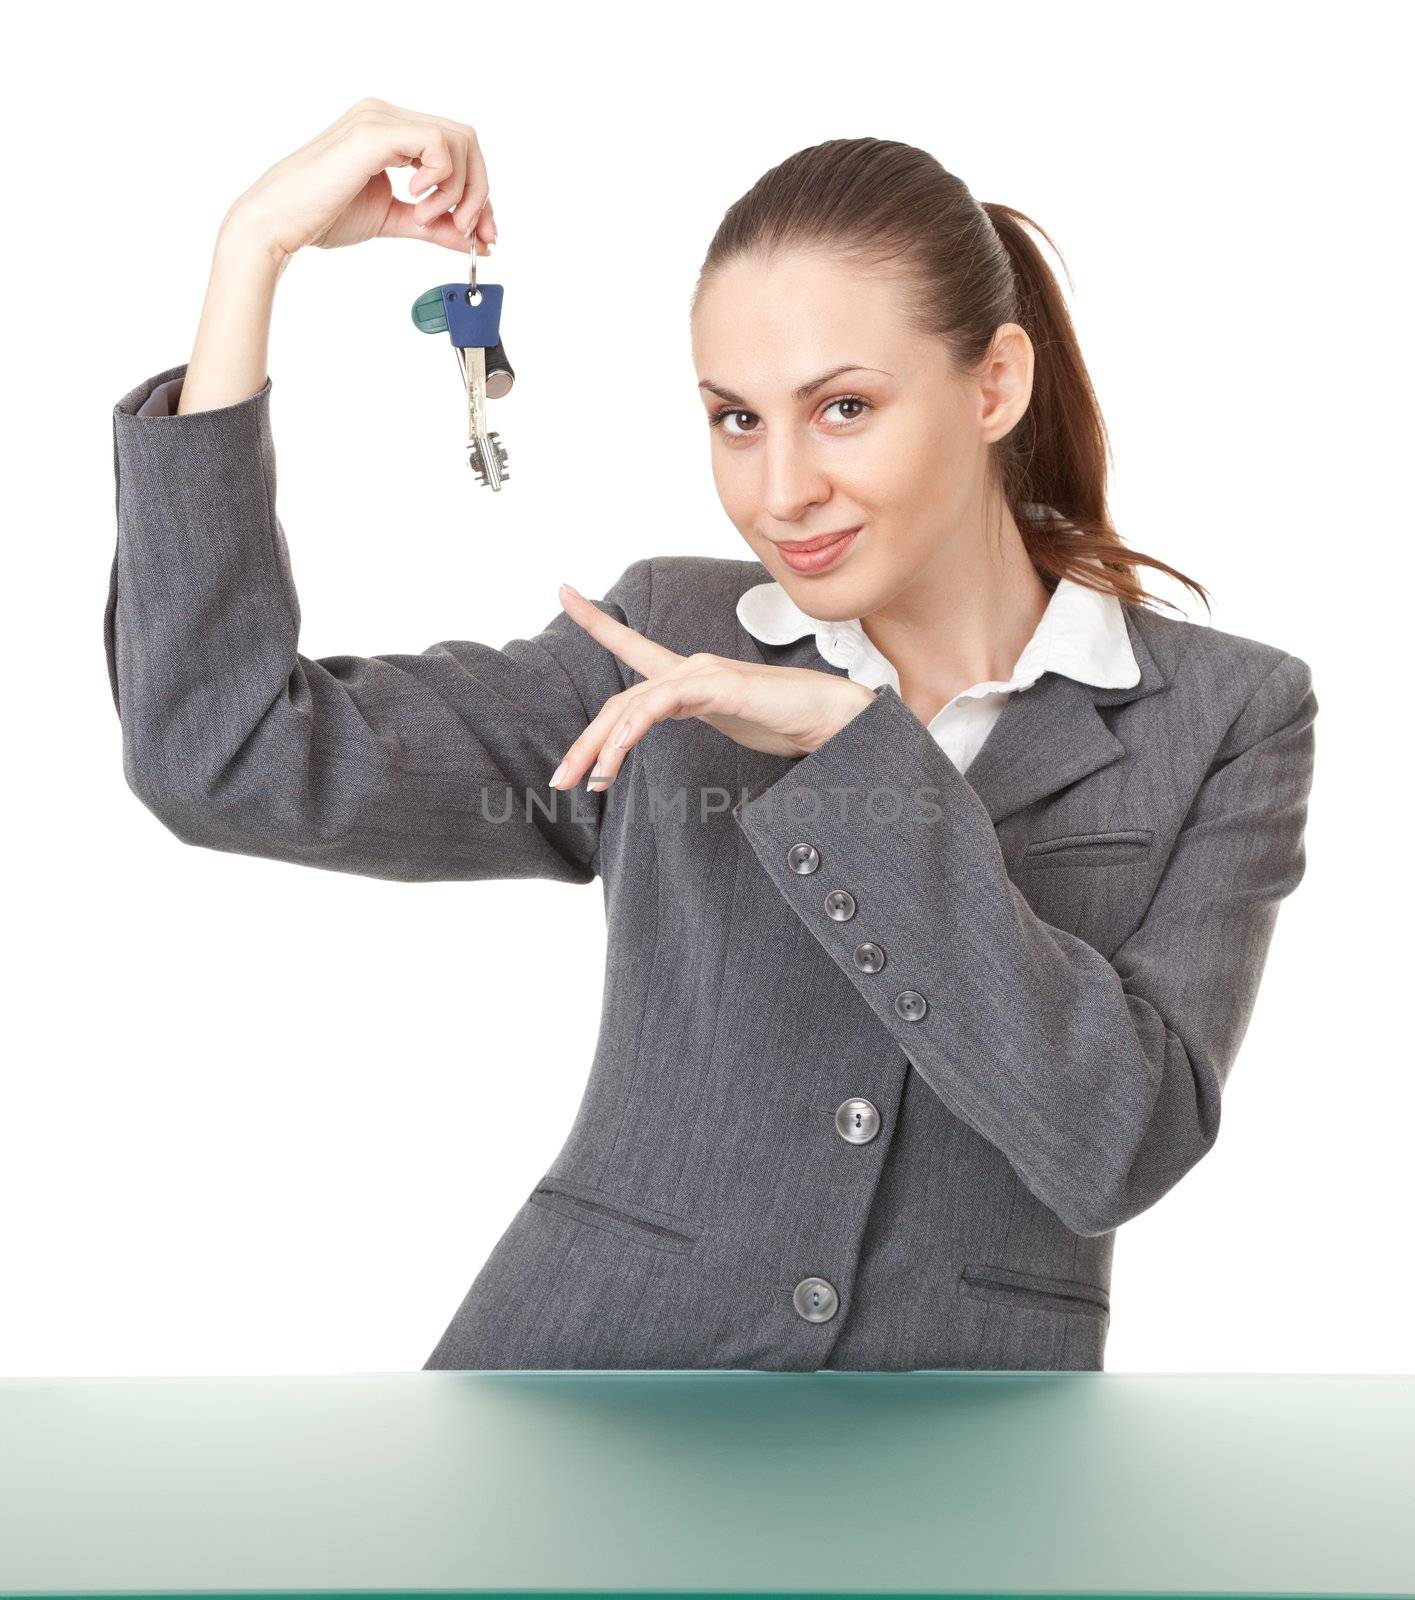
[{"xmin": 736, "ymin": 547, "xmax": 1141, "ymax": 775}]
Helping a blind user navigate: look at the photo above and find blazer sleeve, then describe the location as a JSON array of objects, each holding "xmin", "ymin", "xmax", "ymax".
[
  {"xmin": 105, "ymin": 363, "xmax": 652, "ymax": 885},
  {"xmin": 730, "ymin": 655, "xmax": 1317, "ymax": 1237}
]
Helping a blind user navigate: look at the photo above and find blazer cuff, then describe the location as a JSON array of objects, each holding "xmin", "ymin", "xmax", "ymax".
[
  {"xmin": 115, "ymin": 363, "xmax": 272, "ymax": 421},
  {"xmin": 728, "ymin": 680, "xmax": 1000, "ymax": 1005},
  {"xmin": 728, "ymin": 678, "xmax": 1008, "ymax": 1046}
]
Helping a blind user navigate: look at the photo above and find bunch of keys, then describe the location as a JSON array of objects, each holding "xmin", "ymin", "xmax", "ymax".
[{"xmin": 411, "ymin": 243, "xmax": 515, "ymax": 489}]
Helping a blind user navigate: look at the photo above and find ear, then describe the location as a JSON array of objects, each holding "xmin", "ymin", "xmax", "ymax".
[{"xmin": 977, "ymin": 322, "xmax": 1034, "ymax": 444}]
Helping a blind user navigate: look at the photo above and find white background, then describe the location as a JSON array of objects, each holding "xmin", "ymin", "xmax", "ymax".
[{"xmin": 3, "ymin": 0, "xmax": 1408, "ymax": 1375}]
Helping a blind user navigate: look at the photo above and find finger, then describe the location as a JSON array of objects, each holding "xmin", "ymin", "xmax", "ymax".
[
  {"xmin": 382, "ymin": 199, "xmax": 488, "ymax": 252},
  {"xmin": 410, "ymin": 133, "xmax": 466, "ymax": 228},
  {"xmin": 354, "ymin": 102, "xmax": 473, "ymax": 204},
  {"xmin": 549, "ymin": 683, "xmax": 634, "ymax": 791},
  {"xmin": 369, "ymin": 120, "xmax": 459, "ymax": 234},
  {"xmin": 553, "ymin": 675, "xmax": 702, "ymax": 792},
  {"xmin": 558, "ymin": 583, "xmax": 682, "ymax": 681},
  {"xmin": 558, "ymin": 660, "xmax": 729, "ymax": 791},
  {"xmin": 460, "ymin": 195, "xmax": 495, "ymax": 247},
  {"xmin": 454, "ymin": 194, "xmax": 487, "ymax": 242},
  {"xmin": 396, "ymin": 116, "xmax": 480, "ymax": 234},
  {"xmin": 451, "ymin": 139, "xmax": 491, "ymax": 236},
  {"xmin": 360, "ymin": 106, "xmax": 488, "ymax": 238},
  {"xmin": 586, "ymin": 689, "xmax": 668, "ymax": 789},
  {"xmin": 378, "ymin": 119, "xmax": 453, "ymax": 193}
]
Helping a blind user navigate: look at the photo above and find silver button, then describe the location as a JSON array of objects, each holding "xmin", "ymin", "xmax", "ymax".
[
  {"xmin": 787, "ymin": 843, "xmax": 820, "ymax": 875},
  {"xmin": 793, "ymin": 1276, "xmax": 839, "ymax": 1322},
  {"xmin": 835, "ymin": 1097, "xmax": 881, "ymax": 1144},
  {"xmin": 853, "ymin": 943, "xmax": 886, "ymax": 973},
  {"xmin": 824, "ymin": 889, "xmax": 856, "ymax": 921},
  {"xmin": 894, "ymin": 989, "xmax": 928, "ymax": 1022}
]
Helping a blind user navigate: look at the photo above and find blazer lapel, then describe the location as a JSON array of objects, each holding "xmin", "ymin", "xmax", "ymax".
[
  {"xmin": 738, "ymin": 598, "xmax": 1168, "ymax": 829},
  {"xmin": 967, "ymin": 603, "xmax": 1167, "ymax": 825}
]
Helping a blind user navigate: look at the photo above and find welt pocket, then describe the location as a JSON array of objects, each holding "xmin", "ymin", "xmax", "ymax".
[
  {"xmin": 1020, "ymin": 827, "xmax": 1154, "ymax": 869},
  {"xmin": 959, "ymin": 1262, "xmax": 1111, "ymax": 1319},
  {"xmin": 528, "ymin": 1176, "xmax": 703, "ymax": 1254}
]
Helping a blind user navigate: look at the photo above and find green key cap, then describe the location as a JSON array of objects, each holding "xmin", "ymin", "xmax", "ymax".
[{"xmin": 411, "ymin": 287, "xmax": 449, "ymax": 334}]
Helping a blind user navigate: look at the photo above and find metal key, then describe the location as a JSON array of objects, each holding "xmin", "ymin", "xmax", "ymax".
[
  {"xmin": 460, "ymin": 341, "xmax": 508, "ymax": 489},
  {"xmin": 461, "ymin": 244, "xmax": 508, "ymax": 489}
]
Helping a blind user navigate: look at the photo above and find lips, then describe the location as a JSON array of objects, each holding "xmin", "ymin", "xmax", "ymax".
[
  {"xmin": 775, "ymin": 526, "xmax": 862, "ymax": 553},
  {"xmin": 775, "ymin": 526, "xmax": 860, "ymax": 574}
]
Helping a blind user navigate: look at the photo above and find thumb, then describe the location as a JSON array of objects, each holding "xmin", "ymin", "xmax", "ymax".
[{"xmin": 382, "ymin": 198, "xmax": 492, "ymax": 256}]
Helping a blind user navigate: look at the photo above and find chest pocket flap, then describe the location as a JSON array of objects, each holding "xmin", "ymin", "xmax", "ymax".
[{"xmin": 1021, "ymin": 827, "xmax": 1154, "ymax": 869}]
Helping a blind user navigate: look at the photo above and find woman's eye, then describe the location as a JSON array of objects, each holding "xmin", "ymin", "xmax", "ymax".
[
  {"xmin": 823, "ymin": 396, "xmax": 870, "ymax": 425},
  {"xmin": 709, "ymin": 408, "xmax": 759, "ymax": 438},
  {"xmin": 708, "ymin": 395, "xmax": 872, "ymax": 439}
]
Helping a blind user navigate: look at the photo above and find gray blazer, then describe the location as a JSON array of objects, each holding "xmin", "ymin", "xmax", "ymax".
[{"xmin": 106, "ymin": 364, "xmax": 1318, "ymax": 1373}]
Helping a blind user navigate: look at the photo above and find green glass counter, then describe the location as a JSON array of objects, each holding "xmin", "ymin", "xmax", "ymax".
[{"xmin": 1, "ymin": 1371, "xmax": 1411, "ymax": 1597}]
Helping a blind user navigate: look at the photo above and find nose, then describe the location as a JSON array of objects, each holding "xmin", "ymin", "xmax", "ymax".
[{"xmin": 760, "ymin": 429, "xmax": 831, "ymax": 525}]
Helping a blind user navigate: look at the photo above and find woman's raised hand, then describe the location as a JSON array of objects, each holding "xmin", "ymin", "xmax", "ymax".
[
  {"xmin": 223, "ymin": 96, "xmax": 497, "ymax": 264},
  {"xmin": 549, "ymin": 584, "xmax": 876, "ymax": 791}
]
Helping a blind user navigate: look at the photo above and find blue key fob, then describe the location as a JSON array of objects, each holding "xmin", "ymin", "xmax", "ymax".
[
  {"xmin": 411, "ymin": 284, "xmax": 514, "ymax": 394},
  {"xmin": 443, "ymin": 282, "xmax": 504, "ymax": 349}
]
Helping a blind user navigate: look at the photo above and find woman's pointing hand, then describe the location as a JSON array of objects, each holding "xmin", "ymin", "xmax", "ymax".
[{"xmin": 549, "ymin": 583, "xmax": 875, "ymax": 792}]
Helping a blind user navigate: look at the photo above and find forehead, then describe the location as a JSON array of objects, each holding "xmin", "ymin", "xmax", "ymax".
[{"xmin": 692, "ymin": 248, "xmax": 914, "ymax": 370}]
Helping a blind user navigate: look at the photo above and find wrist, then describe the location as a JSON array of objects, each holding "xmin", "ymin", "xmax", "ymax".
[
  {"xmin": 847, "ymin": 681, "xmax": 876, "ymax": 718},
  {"xmin": 806, "ymin": 680, "xmax": 877, "ymax": 755},
  {"xmin": 216, "ymin": 208, "xmax": 292, "ymax": 278}
]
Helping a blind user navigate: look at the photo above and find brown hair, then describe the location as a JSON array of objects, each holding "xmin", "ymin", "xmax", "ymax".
[{"xmin": 692, "ymin": 137, "xmax": 1209, "ymax": 617}]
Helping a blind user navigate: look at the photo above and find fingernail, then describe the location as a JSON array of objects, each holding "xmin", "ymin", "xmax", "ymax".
[
  {"xmin": 587, "ymin": 771, "xmax": 612, "ymax": 791},
  {"xmin": 562, "ymin": 582, "xmax": 581, "ymax": 596},
  {"xmin": 549, "ymin": 761, "xmax": 567, "ymax": 788}
]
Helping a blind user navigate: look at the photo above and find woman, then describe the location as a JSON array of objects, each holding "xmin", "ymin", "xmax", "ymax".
[{"xmin": 106, "ymin": 99, "xmax": 1317, "ymax": 1373}]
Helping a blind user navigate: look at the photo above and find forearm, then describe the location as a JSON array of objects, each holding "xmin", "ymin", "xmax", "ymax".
[
  {"xmin": 732, "ymin": 667, "xmax": 1315, "ymax": 1237},
  {"xmin": 177, "ymin": 211, "xmax": 291, "ymax": 416}
]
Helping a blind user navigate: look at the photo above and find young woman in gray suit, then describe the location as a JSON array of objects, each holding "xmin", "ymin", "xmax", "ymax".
[{"xmin": 107, "ymin": 99, "xmax": 1317, "ymax": 1373}]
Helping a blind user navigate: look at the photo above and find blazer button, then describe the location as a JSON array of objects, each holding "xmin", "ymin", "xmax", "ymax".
[
  {"xmin": 853, "ymin": 942, "xmax": 886, "ymax": 973},
  {"xmin": 793, "ymin": 1276, "xmax": 839, "ymax": 1322},
  {"xmin": 894, "ymin": 990, "xmax": 928, "ymax": 1022},
  {"xmin": 824, "ymin": 889, "xmax": 856, "ymax": 921},
  {"xmin": 787, "ymin": 843, "xmax": 820, "ymax": 875},
  {"xmin": 835, "ymin": 1097, "xmax": 881, "ymax": 1143}
]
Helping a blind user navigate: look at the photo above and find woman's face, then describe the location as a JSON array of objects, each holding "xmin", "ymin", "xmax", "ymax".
[{"xmin": 690, "ymin": 247, "xmax": 1029, "ymax": 620}]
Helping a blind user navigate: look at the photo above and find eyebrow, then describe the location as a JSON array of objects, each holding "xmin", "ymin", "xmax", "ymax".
[{"xmin": 697, "ymin": 364, "xmax": 893, "ymax": 408}]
